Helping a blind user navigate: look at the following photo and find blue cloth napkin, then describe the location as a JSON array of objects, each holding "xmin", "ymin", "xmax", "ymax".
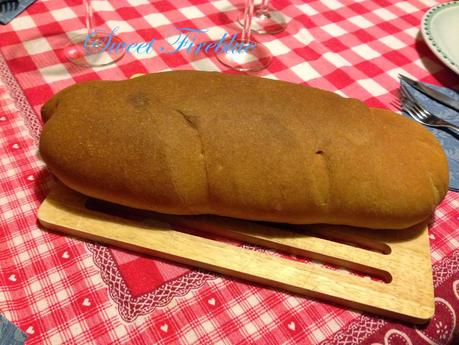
[
  {"xmin": 0, "ymin": 0, "xmax": 36, "ymax": 25},
  {"xmin": 0, "ymin": 315, "xmax": 27, "ymax": 345},
  {"xmin": 400, "ymin": 79, "xmax": 459, "ymax": 191}
]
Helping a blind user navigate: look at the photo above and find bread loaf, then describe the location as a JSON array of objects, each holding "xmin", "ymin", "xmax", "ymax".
[{"xmin": 39, "ymin": 71, "xmax": 449, "ymax": 229}]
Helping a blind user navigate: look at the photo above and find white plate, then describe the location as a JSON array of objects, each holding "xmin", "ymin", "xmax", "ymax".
[{"xmin": 421, "ymin": 2, "xmax": 459, "ymax": 75}]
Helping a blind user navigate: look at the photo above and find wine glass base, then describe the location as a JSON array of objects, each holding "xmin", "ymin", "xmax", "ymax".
[
  {"xmin": 239, "ymin": 6, "xmax": 287, "ymax": 35},
  {"xmin": 64, "ymin": 33, "xmax": 125, "ymax": 67},
  {"xmin": 216, "ymin": 39, "xmax": 272, "ymax": 72}
]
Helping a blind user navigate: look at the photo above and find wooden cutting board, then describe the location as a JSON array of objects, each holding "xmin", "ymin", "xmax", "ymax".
[{"xmin": 37, "ymin": 184, "xmax": 434, "ymax": 324}]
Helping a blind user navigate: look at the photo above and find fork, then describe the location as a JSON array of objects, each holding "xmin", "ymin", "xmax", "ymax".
[
  {"xmin": 0, "ymin": 0, "xmax": 19, "ymax": 13},
  {"xmin": 400, "ymin": 84, "xmax": 459, "ymax": 134}
]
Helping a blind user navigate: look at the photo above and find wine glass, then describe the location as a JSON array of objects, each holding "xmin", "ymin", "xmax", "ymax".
[
  {"xmin": 240, "ymin": 0, "xmax": 287, "ymax": 34},
  {"xmin": 216, "ymin": 0, "xmax": 272, "ymax": 72},
  {"xmin": 64, "ymin": 0, "xmax": 125, "ymax": 67}
]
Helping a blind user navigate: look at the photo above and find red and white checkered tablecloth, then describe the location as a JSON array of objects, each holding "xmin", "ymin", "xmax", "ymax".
[{"xmin": 1, "ymin": 0, "xmax": 458, "ymax": 344}]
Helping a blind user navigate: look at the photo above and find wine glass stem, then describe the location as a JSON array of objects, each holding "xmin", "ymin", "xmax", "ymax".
[
  {"xmin": 84, "ymin": 0, "xmax": 95, "ymax": 34},
  {"xmin": 241, "ymin": 0, "xmax": 254, "ymax": 42}
]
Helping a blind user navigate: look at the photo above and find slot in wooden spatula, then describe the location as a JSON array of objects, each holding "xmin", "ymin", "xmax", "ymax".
[{"xmin": 37, "ymin": 184, "xmax": 434, "ymax": 324}]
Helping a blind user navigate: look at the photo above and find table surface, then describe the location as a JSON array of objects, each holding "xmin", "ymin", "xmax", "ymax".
[{"xmin": 0, "ymin": 0, "xmax": 458, "ymax": 344}]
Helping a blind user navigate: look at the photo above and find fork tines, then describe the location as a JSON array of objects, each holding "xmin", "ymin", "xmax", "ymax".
[
  {"xmin": 0, "ymin": 0, "xmax": 19, "ymax": 13},
  {"xmin": 399, "ymin": 84, "xmax": 428, "ymax": 124}
]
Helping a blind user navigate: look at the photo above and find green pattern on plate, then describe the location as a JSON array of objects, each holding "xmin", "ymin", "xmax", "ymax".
[{"xmin": 423, "ymin": 2, "xmax": 458, "ymax": 68}]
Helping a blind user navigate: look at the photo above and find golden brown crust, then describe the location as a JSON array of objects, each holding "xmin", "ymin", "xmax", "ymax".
[{"xmin": 39, "ymin": 71, "xmax": 449, "ymax": 229}]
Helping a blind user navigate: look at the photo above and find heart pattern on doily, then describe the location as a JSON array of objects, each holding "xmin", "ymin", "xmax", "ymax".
[
  {"xmin": 453, "ymin": 280, "xmax": 459, "ymax": 301},
  {"xmin": 371, "ymin": 329, "xmax": 413, "ymax": 345},
  {"xmin": 86, "ymin": 243, "xmax": 216, "ymax": 322},
  {"xmin": 415, "ymin": 298, "xmax": 456, "ymax": 345}
]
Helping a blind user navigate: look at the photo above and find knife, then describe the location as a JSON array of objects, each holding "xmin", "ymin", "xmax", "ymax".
[{"xmin": 399, "ymin": 74, "xmax": 459, "ymax": 113}]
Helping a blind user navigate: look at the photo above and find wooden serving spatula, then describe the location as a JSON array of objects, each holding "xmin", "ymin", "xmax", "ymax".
[{"xmin": 38, "ymin": 184, "xmax": 434, "ymax": 324}]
